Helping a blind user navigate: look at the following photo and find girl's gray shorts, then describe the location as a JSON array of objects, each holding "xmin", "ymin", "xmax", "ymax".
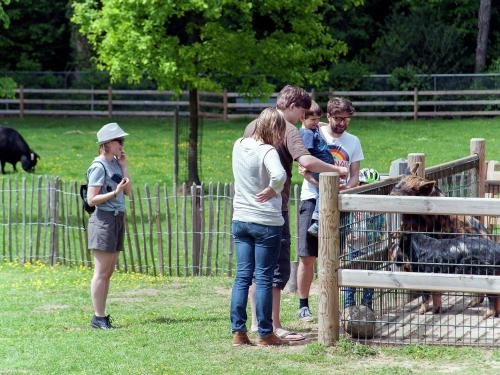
[{"xmin": 88, "ymin": 209, "xmax": 125, "ymax": 252}]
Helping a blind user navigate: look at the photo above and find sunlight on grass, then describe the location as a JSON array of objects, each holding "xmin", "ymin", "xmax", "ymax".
[{"xmin": 2, "ymin": 261, "xmax": 500, "ymax": 374}]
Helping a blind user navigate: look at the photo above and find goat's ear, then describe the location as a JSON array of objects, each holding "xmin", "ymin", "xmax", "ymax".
[
  {"xmin": 419, "ymin": 180, "xmax": 435, "ymax": 196},
  {"xmin": 35, "ymin": 152, "xmax": 40, "ymax": 160}
]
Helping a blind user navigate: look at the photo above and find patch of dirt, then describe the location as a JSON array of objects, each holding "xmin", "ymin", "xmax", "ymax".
[
  {"xmin": 0, "ymin": 369, "xmax": 31, "ymax": 374},
  {"xmin": 167, "ymin": 281, "xmax": 182, "ymax": 289},
  {"xmin": 213, "ymin": 287, "xmax": 231, "ymax": 296},
  {"xmin": 108, "ymin": 297, "xmax": 145, "ymax": 303},
  {"xmin": 33, "ymin": 304, "xmax": 71, "ymax": 313},
  {"xmin": 114, "ymin": 288, "xmax": 160, "ymax": 297}
]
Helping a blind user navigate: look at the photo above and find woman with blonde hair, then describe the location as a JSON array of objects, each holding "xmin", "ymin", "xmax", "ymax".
[
  {"xmin": 87, "ymin": 123, "xmax": 131, "ymax": 329},
  {"xmin": 230, "ymin": 108, "xmax": 288, "ymax": 346}
]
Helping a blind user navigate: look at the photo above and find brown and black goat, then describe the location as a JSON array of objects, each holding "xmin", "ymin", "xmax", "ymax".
[{"xmin": 389, "ymin": 174, "xmax": 499, "ymax": 317}]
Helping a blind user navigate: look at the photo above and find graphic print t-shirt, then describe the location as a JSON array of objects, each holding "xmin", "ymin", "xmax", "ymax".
[{"xmin": 300, "ymin": 123, "xmax": 364, "ymax": 201}]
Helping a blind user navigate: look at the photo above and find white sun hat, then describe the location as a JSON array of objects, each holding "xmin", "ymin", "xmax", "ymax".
[{"xmin": 96, "ymin": 123, "xmax": 129, "ymax": 145}]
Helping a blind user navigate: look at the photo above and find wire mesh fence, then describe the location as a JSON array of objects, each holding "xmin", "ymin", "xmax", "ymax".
[
  {"xmin": 334, "ymin": 154, "xmax": 500, "ymax": 346},
  {"xmin": 2, "ymin": 71, "xmax": 499, "ymax": 91}
]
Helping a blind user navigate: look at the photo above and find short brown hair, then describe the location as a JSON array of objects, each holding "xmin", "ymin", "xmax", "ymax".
[
  {"xmin": 276, "ymin": 85, "xmax": 311, "ymax": 111},
  {"xmin": 305, "ymin": 100, "xmax": 322, "ymax": 118},
  {"xmin": 253, "ymin": 108, "xmax": 286, "ymax": 146},
  {"xmin": 327, "ymin": 97, "xmax": 355, "ymax": 116}
]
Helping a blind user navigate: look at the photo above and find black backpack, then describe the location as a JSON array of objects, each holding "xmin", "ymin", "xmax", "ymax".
[{"xmin": 80, "ymin": 161, "xmax": 107, "ymax": 215}]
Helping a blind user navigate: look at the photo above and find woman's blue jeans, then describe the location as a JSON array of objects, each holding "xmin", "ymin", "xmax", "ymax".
[{"xmin": 230, "ymin": 220, "xmax": 281, "ymax": 337}]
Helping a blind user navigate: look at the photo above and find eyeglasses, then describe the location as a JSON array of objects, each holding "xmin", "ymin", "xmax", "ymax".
[
  {"xmin": 331, "ymin": 116, "xmax": 351, "ymax": 122},
  {"xmin": 112, "ymin": 138, "xmax": 124, "ymax": 145}
]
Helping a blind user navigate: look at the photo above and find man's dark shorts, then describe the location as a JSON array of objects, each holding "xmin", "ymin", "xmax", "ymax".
[
  {"xmin": 298, "ymin": 199, "xmax": 350, "ymax": 258},
  {"xmin": 273, "ymin": 211, "xmax": 291, "ymax": 290},
  {"xmin": 298, "ymin": 199, "xmax": 319, "ymax": 257}
]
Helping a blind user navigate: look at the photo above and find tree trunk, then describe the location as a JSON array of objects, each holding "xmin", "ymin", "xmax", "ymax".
[
  {"xmin": 188, "ymin": 88, "xmax": 201, "ymax": 185},
  {"xmin": 475, "ymin": 0, "xmax": 491, "ymax": 73}
]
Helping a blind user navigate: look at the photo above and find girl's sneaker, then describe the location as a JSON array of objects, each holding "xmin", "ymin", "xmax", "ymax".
[{"xmin": 91, "ymin": 314, "xmax": 114, "ymax": 329}]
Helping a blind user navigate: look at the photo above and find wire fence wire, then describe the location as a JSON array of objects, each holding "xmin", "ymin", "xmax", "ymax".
[
  {"xmin": 2, "ymin": 71, "xmax": 499, "ymax": 90},
  {"xmin": 338, "ymin": 161, "xmax": 500, "ymax": 346}
]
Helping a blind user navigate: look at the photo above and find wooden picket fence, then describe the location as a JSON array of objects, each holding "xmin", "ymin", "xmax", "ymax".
[
  {"xmin": 1, "ymin": 138, "xmax": 498, "ymax": 279},
  {"xmin": 0, "ymin": 177, "xmax": 239, "ymax": 276}
]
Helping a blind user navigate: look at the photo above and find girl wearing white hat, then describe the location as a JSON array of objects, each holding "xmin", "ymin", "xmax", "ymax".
[{"xmin": 87, "ymin": 123, "xmax": 131, "ymax": 329}]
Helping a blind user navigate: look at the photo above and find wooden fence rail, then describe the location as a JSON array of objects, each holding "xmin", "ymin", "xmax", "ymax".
[{"xmin": 0, "ymin": 86, "xmax": 498, "ymax": 119}]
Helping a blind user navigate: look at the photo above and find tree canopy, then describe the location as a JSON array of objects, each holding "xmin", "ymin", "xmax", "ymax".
[
  {"xmin": 0, "ymin": 1, "xmax": 498, "ymax": 77},
  {"xmin": 72, "ymin": 0, "xmax": 347, "ymax": 96},
  {"xmin": 73, "ymin": 0, "xmax": 350, "ymax": 183}
]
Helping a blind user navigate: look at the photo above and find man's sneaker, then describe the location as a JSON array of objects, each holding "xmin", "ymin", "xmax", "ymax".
[
  {"xmin": 91, "ymin": 314, "xmax": 114, "ymax": 329},
  {"xmin": 298, "ymin": 306, "xmax": 314, "ymax": 322},
  {"xmin": 307, "ymin": 221, "xmax": 319, "ymax": 237}
]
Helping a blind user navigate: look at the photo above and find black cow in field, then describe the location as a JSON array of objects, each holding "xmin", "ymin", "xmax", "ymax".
[{"xmin": 0, "ymin": 127, "xmax": 40, "ymax": 174}]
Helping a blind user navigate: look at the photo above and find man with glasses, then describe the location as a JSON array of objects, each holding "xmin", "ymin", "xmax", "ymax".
[{"xmin": 296, "ymin": 97, "xmax": 364, "ymax": 322}]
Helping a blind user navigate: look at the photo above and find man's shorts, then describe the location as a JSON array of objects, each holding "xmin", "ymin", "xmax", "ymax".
[
  {"xmin": 298, "ymin": 199, "xmax": 319, "ymax": 257},
  {"xmin": 298, "ymin": 199, "xmax": 350, "ymax": 258},
  {"xmin": 272, "ymin": 211, "xmax": 291, "ymax": 290}
]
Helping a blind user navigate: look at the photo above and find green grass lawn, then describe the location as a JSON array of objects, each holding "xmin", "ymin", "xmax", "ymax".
[
  {"xmin": 2, "ymin": 261, "xmax": 500, "ymax": 375},
  {"xmin": 0, "ymin": 116, "xmax": 498, "ymax": 187},
  {"xmin": 1, "ymin": 116, "xmax": 500, "ymax": 373}
]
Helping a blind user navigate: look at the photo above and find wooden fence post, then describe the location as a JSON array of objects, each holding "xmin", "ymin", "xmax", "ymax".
[
  {"xmin": 19, "ymin": 84, "xmax": 24, "ymax": 118},
  {"xmin": 7, "ymin": 177, "xmax": 12, "ymax": 261},
  {"xmin": 49, "ymin": 178, "xmax": 59, "ymax": 265},
  {"xmin": 470, "ymin": 138, "xmax": 486, "ymax": 198},
  {"xmin": 155, "ymin": 183, "xmax": 164, "ymax": 276},
  {"xmin": 90, "ymin": 86, "xmax": 95, "ymax": 114},
  {"xmin": 223, "ymin": 89, "xmax": 228, "ymax": 121},
  {"xmin": 173, "ymin": 107, "xmax": 179, "ymax": 185},
  {"xmin": 317, "ymin": 172, "xmax": 340, "ymax": 346},
  {"xmin": 408, "ymin": 153, "xmax": 425, "ymax": 177},
  {"xmin": 191, "ymin": 184, "xmax": 201, "ymax": 276},
  {"xmin": 107, "ymin": 86, "xmax": 113, "ymax": 118},
  {"xmin": 413, "ymin": 87, "xmax": 419, "ymax": 121}
]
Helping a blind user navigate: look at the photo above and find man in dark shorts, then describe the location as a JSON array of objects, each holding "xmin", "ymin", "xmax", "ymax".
[
  {"xmin": 297, "ymin": 97, "xmax": 363, "ymax": 322},
  {"xmin": 244, "ymin": 86, "xmax": 348, "ymax": 340}
]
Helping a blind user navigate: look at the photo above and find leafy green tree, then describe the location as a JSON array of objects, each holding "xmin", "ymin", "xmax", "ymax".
[
  {"xmin": 0, "ymin": 75, "xmax": 15, "ymax": 98},
  {"xmin": 369, "ymin": 6, "xmax": 472, "ymax": 73},
  {"xmin": 0, "ymin": 0, "xmax": 72, "ymax": 71},
  {"xmin": 72, "ymin": 0, "xmax": 348, "ymax": 184},
  {"xmin": 0, "ymin": 0, "xmax": 16, "ymax": 98},
  {"xmin": 0, "ymin": 0, "xmax": 11, "ymax": 28}
]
